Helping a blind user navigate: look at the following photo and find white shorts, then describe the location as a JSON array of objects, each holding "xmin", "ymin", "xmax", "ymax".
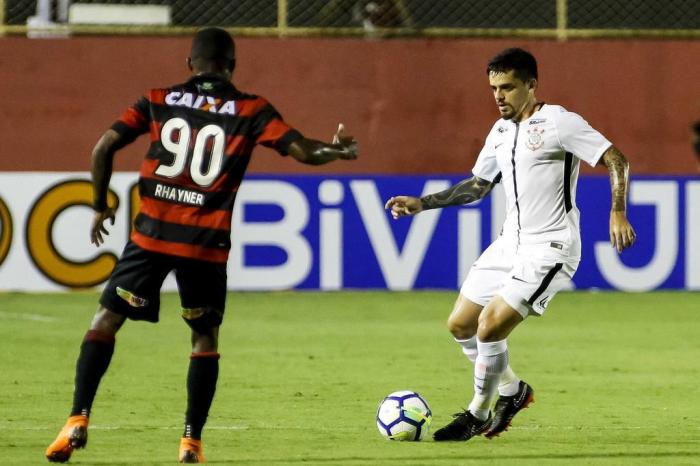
[{"xmin": 460, "ymin": 236, "xmax": 579, "ymax": 319}]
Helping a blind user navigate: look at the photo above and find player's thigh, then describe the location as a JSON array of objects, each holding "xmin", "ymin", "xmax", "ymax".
[
  {"xmin": 175, "ymin": 259, "xmax": 227, "ymax": 332},
  {"xmin": 447, "ymin": 294, "xmax": 483, "ymax": 339},
  {"xmin": 500, "ymin": 253, "xmax": 578, "ymax": 319},
  {"xmin": 459, "ymin": 237, "xmax": 513, "ymax": 310},
  {"xmin": 100, "ymin": 241, "xmax": 172, "ymax": 323}
]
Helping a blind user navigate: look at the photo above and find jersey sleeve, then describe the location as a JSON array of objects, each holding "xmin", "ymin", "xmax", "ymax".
[
  {"xmin": 110, "ymin": 96, "xmax": 151, "ymax": 142},
  {"xmin": 471, "ymin": 125, "xmax": 501, "ymax": 182},
  {"xmin": 251, "ymin": 100, "xmax": 304, "ymax": 155},
  {"xmin": 555, "ymin": 110, "xmax": 612, "ymax": 167}
]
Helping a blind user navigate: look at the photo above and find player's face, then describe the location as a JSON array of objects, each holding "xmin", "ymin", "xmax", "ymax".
[{"xmin": 489, "ymin": 70, "xmax": 535, "ymax": 121}]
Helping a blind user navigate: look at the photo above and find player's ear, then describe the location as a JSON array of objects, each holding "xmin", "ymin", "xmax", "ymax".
[
  {"xmin": 186, "ymin": 57, "xmax": 193, "ymax": 72},
  {"xmin": 529, "ymin": 78, "xmax": 537, "ymax": 91},
  {"xmin": 228, "ymin": 59, "xmax": 236, "ymax": 73}
]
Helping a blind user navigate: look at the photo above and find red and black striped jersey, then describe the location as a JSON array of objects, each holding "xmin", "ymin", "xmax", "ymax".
[{"xmin": 111, "ymin": 74, "xmax": 303, "ymax": 263}]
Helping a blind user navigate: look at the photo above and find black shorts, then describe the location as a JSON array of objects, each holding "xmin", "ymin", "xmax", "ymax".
[{"xmin": 100, "ymin": 241, "xmax": 227, "ymax": 323}]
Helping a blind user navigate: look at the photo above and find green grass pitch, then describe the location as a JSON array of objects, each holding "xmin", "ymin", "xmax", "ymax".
[{"xmin": 1, "ymin": 291, "xmax": 699, "ymax": 465}]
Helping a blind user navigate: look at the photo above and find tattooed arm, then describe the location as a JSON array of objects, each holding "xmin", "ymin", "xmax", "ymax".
[
  {"xmin": 288, "ymin": 124, "xmax": 357, "ymax": 166},
  {"xmin": 385, "ymin": 176, "xmax": 496, "ymax": 219},
  {"xmin": 420, "ymin": 176, "xmax": 495, "ymax": 210},
  {"xmin": 600, "ymin": 145, "xmax": 636, "ymax": 252}
]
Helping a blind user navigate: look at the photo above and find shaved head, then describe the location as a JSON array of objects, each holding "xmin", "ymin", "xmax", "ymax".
[{"xmin": 189, "ymin": 27, "xmax": 236, "ymax": 75}]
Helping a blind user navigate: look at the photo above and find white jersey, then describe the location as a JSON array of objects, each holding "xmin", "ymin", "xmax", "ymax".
[{"xmin": 472, "ymin": 104, "xmax": 611, "ymax": 259}]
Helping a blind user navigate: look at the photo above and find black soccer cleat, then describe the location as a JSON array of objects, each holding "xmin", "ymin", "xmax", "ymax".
[
  {"xmin": 485, "ymin": 380, "xmax": 534, "ymax": 439},
  {"xmin": 433, "ymin": 410, "xmax": 492, "ymax": 441}
]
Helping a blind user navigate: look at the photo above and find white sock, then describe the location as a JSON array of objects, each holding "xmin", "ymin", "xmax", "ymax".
[
  {"xmin": 455, "ymin": 337, "xmax": 520, "ymax": 397},
  {"xmin": 454, "ymin": 336, "xmax": 478, "ymax": 363},
  {"xmin": 498, "ymin": 366, "xmax": 520, "ymax": 397},
  {"xmin": 468, "ymin": 339, "xmax": 508, "ymax": 421}
]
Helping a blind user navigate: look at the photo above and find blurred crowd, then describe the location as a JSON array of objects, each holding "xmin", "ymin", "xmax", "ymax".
[{"xmin": 317, "ymin": 0, "xmax": 413, "ymax": 32}]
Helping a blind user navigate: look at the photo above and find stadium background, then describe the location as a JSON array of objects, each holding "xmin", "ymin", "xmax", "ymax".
[
  {"xmin": 2, "ymin": 6, "xmax": 698, "ymax": 465},
  {"xmin": 0, "ymin": 0, "xmax": 698, "ymax": 291}
]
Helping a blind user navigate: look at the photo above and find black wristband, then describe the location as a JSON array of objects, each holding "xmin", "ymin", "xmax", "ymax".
[{"xmin": 93, "ymin": 198, "xmax": 108, "ymax": 212}]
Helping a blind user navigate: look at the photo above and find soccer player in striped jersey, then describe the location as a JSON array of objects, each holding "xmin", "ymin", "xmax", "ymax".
[
  {"xmin": 46, "ymin": 28, "xmax": 357, "ymax": 464},
  {"xmin": 385, "ymin": 48, "xmax": 636, "ymax": 442}
]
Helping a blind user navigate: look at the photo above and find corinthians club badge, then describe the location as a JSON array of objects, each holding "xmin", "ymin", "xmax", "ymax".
[{"xmin": 526, "ymin": 127, "xmax": 545, "ymax": 150}]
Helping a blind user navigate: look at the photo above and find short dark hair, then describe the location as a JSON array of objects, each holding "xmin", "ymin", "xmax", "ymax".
[
  {"xmin": 487, "ymin": 48, "xmax": 538, "ymax": 82},
  {"xmin": 191, "ymin": 27, "xmax": 236, "ymax": 69}
]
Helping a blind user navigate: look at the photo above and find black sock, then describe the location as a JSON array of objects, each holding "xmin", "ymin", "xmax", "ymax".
[
  {"xmin": 184, "ymin": 352, "xmax": 220, "ymax": 440},
  {"xmin": 70, "ymin": 330, "xmax": 115, "ymax": 417}
]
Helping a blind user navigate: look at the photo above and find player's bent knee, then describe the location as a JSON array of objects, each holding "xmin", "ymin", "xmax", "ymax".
[
  {"xmin": 476, "ymin": 302, "xmax": 522, "ymax": 342},
  {"xmin": 192, "ymin": 336, "xmax": 218, "ymax": 353},
  {"xmin": 447, "ymin": 314, "xmax": 477, "ymax": 339},
  {"xmin": 476, "ymin": 308, "xmax": 503, "ymax": 341},
  {"xmin": 447, "ymin": 296, "xmax": 481, "ymax": 339},
  {"xmin": 182, "ymin": 307, "xmax": 223, "ymax": 334},
  {"xmin": 476, "ymin": 321, "xmax": 502, "ymax": 342},
  {"xmin": 90, "ymin": 307, "xmax": 126, "ymax": 335}
]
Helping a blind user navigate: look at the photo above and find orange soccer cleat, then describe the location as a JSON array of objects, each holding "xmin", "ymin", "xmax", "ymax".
[
  {"xmin": 179, "ymin": 437, "xmax": 206, "ymax": 463},
  {"xmin": 45, "ymin": 415, "xmax": 89, "ymax": 463}
]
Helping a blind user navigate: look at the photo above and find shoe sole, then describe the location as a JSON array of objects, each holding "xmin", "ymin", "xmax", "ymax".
[
  {"xmin": 484, "ymin": 392, "xmax": 534, "ymax": 439},
  {"xmin": 179, "ymin": 450, "xmax": 201, "ymax": 463}
]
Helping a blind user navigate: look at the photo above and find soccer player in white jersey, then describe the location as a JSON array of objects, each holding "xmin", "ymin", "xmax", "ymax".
[{"xmin": 385, "ymin": 48, "xmax": 636, "ymax": 441}]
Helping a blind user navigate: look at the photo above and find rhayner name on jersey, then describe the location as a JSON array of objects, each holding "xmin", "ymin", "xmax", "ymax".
[
  {"xmin": 154, "ymin": 183, "xmax": 204, "ymax": 206},
  {"xmin": 164, "ymin": 91, "xmax": 236, "ymax": 115}
]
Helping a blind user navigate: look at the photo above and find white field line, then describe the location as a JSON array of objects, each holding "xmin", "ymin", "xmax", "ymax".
[
  {"xmin": 6, "ymin": 425, "xmax": 248, "ymax": 431},
  {"xmin": 7, "ymin": 425, "xmax": 693, "ymax": 432},
  {"xmin": 0, "ymin": 311, "xmax": 57, "ymax": 322}
]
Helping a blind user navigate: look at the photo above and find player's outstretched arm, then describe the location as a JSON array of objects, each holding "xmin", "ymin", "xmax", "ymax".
[
  {"xmin": 385, "ymin": 176, "xmax": 495, "ymax": 219},
  {"xmin": 90, "ymin": 129, "xmax": 127, "ymax": 246},
  {"xmin": 600, "ymin": 145, "xmax": 636, "ymax": 253},
  {"xmin": 288, "ymin": 124, "xmax": 358, "ymax": 165}
]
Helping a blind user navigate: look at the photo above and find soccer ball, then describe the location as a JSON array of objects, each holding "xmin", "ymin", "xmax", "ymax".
[{"xmin": 376, "ymin": 390, "xmax": 432, "ymax": 441}]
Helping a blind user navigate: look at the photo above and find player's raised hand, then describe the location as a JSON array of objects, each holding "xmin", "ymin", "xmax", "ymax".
[
  {"xmin": 332, "ymin": 123, "xmax": 358, "ymax": 160},
  {"xmin": 91, "ymin": 207, "xmax": 116, "ymax": 246},
  {"xmin": 609, "ymin": 211, "xmax": 636, "ymax": 253},
  {"xmin": 385, "ymin": 196, "xmax": 423, "ymax": 219}
]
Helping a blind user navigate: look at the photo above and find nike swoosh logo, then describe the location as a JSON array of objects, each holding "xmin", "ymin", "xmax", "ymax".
[
  {"xmin": 511, "ymin": 276, "xmax": 527, "ymax": 283},
  {"xmin": 495, "ymin": 143, "xmax": 504, "ymax": 149}
]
